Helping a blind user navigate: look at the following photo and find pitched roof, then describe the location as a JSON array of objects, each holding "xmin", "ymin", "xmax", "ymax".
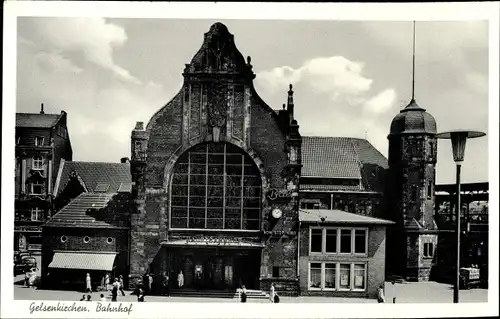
[
  {"xmin": 301, "ymin": 137, "xmax": 388, "ymax": 192},
  {"xmin": 45, "ymin": 193, "xmax": 128, "ymax": 228},
  {"xmin": 16, "ymin": 113, "xmax": 61, "ymax": 128},
  {"xmin": 54, "ymin": 161, "xmax": 131, "ymax": 197},
  {"xmin": 299, "ymin": 209, "xmax": 394, "ymax": 225}
]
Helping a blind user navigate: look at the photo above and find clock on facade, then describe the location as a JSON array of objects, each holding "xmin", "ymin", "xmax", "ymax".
[{"xmin": 271, "ymin": 208, "xmax": 282, "ymax": 219}]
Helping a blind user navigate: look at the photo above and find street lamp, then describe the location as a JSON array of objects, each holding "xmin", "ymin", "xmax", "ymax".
[{"xmin": 436, "ymin": 130, "xmax": 486, "ymax": 303}]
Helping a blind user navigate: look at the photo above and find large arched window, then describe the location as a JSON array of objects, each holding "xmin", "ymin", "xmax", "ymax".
[{"xmin": 170, "ymin": 142, "xmax": 261, "ymax": 230}]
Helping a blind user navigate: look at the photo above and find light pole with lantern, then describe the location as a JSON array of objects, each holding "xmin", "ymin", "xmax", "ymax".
[{"xmin": 436, "ymin": 130, "xmax": 486, "ymax": 303}]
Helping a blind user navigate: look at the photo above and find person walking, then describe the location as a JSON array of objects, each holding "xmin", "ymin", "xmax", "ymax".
[
  {"xmin": 148, "ymin": 273, "xmax": 153, "ymax": 294},
  {"xmin": 105, "ymin": 273, "xmax": 110, "ymax": 291},
  {"xmin": 269, "ymin": 283, "xmax": 275, "ymax": 303},
  {"xmin": 377, "ymin": 285, "xmax": 386, "ymax": 303},
  {"xmin": 119, "ymin": 275, "xmax": 126, "ymax": 296},
  {"xmin": 85, "ymin": 273, "xmax": 92, "ymax": 293},
  {"xmin": 137, "ymin": 288, "xmax": 145, "ymax": 302},
  {"xmin": 29, "ymin": 268, "xmax": 37, "ymax": 289},
  {"xmin": 24, "ymin": 271, "xmax": 30, "ymax": 288},
  {"xmin": 111, "ymin": 278, "xmax": 118, "ymax": 302},
  {"xmin": 240, "ymin": 285, "xmax": 247, "ymax": 303},
  {"xmin": 162, "ymin": 272, "xmax": 169, "ymax": 296},
  {"xmin": 273, "ymin": 292, "xmax": 280, "ymax": 303},
  {"xmin": 177, "ymin": 270, "xmax": 184, "ymax": 289}
]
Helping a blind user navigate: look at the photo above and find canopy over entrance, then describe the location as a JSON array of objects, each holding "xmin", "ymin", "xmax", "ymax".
[{"xmin": 49, "ymin": 251, "xmax": 117, "ymax": 271}]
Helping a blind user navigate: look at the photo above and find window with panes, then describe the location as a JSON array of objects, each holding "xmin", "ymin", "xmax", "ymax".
[
  {"xmin": 32, "ymin": 157, "xmax": 44, "ymax": 170},
  {"xmin": 309, "ymin": 227, "xmax": 368, "ymax": 255},
  {"xmin": 308, "ymin": 262, "xmax": 366, "ymax": 291},
  {"xmin": 170, "ymin": 142, "xmax": 261, "ymax": 230},
  {"xmin": 31, "ymin": 207, "xmax": 42, "ymax": 221}
]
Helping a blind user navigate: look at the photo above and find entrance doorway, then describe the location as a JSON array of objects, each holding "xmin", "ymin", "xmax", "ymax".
[{"xmin": 166, "ymin": 248, "xmax": 261, "ymax": 291}]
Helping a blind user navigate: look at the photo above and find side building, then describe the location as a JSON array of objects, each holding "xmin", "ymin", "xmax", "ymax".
[
  {"xmin": 15, "ymin": 105, "xmax": 72, "ymax": 252},
  {"xmin": 41, "ymin": 160, "xmax": 132, "ymax": 291}
]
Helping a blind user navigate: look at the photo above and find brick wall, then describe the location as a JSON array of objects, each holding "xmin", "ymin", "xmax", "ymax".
[{"xmin": 298, "ymin": 224, "xmax": 387, "ymax": 299}]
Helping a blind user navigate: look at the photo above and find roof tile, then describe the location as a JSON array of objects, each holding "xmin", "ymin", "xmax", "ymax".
[
  {"xmin": 16, "ymin": 113, "xmax": 60, "ymax": 128},
  {"xmin": 299, "ymin": 209, "xmax": 394, "ymax": 225}
]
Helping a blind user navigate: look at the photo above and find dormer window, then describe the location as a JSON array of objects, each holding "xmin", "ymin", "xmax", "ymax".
[
  {"xmin": 32, "ymin": 157, "xmax": 44, "ymax": 170},
  {"xmin": 31, "ymin": 182, "xmax": 44, "ymax": 195},
  {"xmin": 34, "ymin": 137, "xmax": 44, "ymax": 146}
]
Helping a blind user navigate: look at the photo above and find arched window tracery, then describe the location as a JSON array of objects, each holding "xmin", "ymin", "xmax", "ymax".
[{"xmin": 170, "ymin": 142, "xmax": 261, "ymax": 230}]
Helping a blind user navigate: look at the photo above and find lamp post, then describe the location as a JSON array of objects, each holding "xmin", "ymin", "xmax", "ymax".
[{"xmin": 436, "ymin": 130, "xmax": 486, "ymax": 303}]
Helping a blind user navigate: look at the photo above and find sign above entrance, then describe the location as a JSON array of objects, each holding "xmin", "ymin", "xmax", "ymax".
[{"xmin": 161, "ymin": 237, "xmax": 264, "ymax": 248}]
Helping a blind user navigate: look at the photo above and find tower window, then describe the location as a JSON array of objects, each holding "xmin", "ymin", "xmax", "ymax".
[
  {"xmin": 273, "ymin": 266, "xmax": 280, "ymax": 278},
  {"xmin": 31, "ymin": 207, "xmax": 42, "ymax": 221},
  {"xmin": 427, "ymin": 182, "xmax": 432, "ymax": 199},
  {"xmin": 31, "ymin": 183, "xmax": 44, "ymax": 195},
  {"xmin": 423, "ymin": 242, "xmax": 434, "ymax": 258}
]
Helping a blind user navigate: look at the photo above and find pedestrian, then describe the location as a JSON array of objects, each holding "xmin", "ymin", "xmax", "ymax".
[
  {"xmin": 240, "ymin": 285, "xmax": 247, "ymax": 303},
  {"xmin": 111, "ymin": 278, "xmax": 118, "ymax": 302},
  {"xmin": 148, "ymin": 273, "xmax": 153, "ymax": 294},
  {"xmin": 100, "ymin": 294, "xmax": 107, "ymax": 301},
  {"xmin": 86, "ymin": 295, "xmax": 92, "ymax": 301},
  {"xmin": 105, "ymin": 273, "xmax": 110, "ymax": 291},
  {"xmin": 269, "ymin": 283, "xmax": 275, "ymax": 303},
  {"xmin": 137, "ymin": 288, "xmax": 145, "ymax": 302},
  {"xmin": 177, "ymin": 270, "xmax": 184, "ymax": 289},
  {"xmin": 119, "ymin": 275, "xmax": 126, "ymax": 296},
  {"xmin": 163, "ymin": 272, "xmax": 169, "ymax": 296},
  {"xmin": 24, "ymin": 271, "xmax": 30, "ymax": 287},
  {"xmin": 29, "ymin": 269, "xmax": 37, "ymax": 288},
  {"xmin": 79, "ymin": 294, "xmax": 86, "ymax": 301},
  {"xmin": 100, "ymin": 274, "xmax": 105, "ymax": 291},
  {"xmin": 85, "ymin": 273, "xmax": 92, "ymax": 293},
  {"xmin": 377, "ymin": 285, "xmax": 386, "ymax": 303}
]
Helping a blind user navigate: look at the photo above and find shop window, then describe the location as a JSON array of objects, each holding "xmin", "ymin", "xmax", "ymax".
[
  {"xmin": 31, "ymin": 183, "xmax": 44, "ymax": 195},
  {"xmin": 353, "ymin": 264, "xmax": 366, "ymax": 290},
  {"xmin": 339, "ymin": 264, "xmax": 351, "ymax": 290},
  {"xmin": 83, "ymin": 236, "xmax": 91, "ymax": 244},
  {"xmin": 310, "ymin": 228, "xmax": 323, "ymax": 253},
  {"xmin": 107, "ymin": 237, "xmax": 114, "ymax": 244},
  {"xmin": 31, "ymin": 207, "xmax": 42, "ymax": 221},
  {"xmin": 32, "ymin": 157, "xmax": 44, "ymax": 170},
  {"xmin": 325, "ymin": 229, "xmax": 337, "ymax": 253},
  {"xmin": 60, "ymin": 235, "xmax": 68, "ymax": 243},
  {"xmin": 354, "ymin": 229, "xmax": 367, "ymax": 254},
  {"xmin": 423, "ymin": 242, "xmax": 434, "ymax": 258},
  {"xmin": 272, "ymin": 267, "xmax": 280, "ymax": 278},
  {"xmin": 340, "ymin": 229, "xmax": 352, "ymax": 253},
  {"xmin": 34, "ymin": 136, "xmax": 44, "ymax": 146},
  {"xmin": 324, "ymin": 263, "xmax": 336, "ymax": 290},
  {"xmin": 309, "ymin": 263, "xmax": 322, "ymax": 289},
  {"xmin": 170, "ymin": 142, "xmax": 261, "ymax": 230}
]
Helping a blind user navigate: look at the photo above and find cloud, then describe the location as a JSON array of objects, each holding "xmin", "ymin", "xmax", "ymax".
[
  {"xmin": 363, "ymin": 89, "xmax": 397, "ymax": 114},
  {"xmin": 28, "ymin": 17, "xmax": 140, "ymax": 84},
  {"xmin": 257, "ymin": 56, "xmax": 372, "ymax": 98},
  {"xmin": 34, "ymin": 51, "xmax": 83, "ymax": 75}
]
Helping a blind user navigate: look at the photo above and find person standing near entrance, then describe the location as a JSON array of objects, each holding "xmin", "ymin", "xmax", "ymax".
[
  {"xmin": 269, "ymin": 283, "xmax": 275, "ymax": 303},
  {"xmin": 148, "ymin": 273, "xmax": 153, "ymax": 294},
  {"xmin": 162, "ymin": 272, "xmax": 169, "ymax": 296},
  {"xmin": 111, "ymin": 278, "xmax": 118, "ymax": 302},
  {"xmin": 85, "ymin": 273, "xmax": 92, "ymax": 293},
  {"xmin": 177, "ymin": 270, "xmax": 184, "ymax": 289},
  {"xmin": 119, "ymin": 275, "xmax": 126, "ymax": 296},
  {"xmin": 240, "ymin": 285, "xmax": 247, "ymax": 303},
  {"xmin": 377, "ymin": 285, "xmax": 386, "ymax": 303}
]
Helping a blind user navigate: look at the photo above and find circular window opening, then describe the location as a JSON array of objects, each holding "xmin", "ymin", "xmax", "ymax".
[
  {"xmin": 83, "ymin": 236, "xmax": 91, "ymax": 243},
  {"xmin": 60, "ymin": 235, "xmax": 67, "ymax": 243},
  {"xmin": 106, "ymin": 237, "xmax": 114, "ymax": 244}
]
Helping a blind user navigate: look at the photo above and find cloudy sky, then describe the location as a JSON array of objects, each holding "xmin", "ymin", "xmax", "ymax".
[{"xmin": 16, "ymin": 17, "xmax": 490, "ymax": 184}]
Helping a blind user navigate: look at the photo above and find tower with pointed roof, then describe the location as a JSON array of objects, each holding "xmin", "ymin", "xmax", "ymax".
[{"xmin": 386, "ymin": 23, "xmax": 438, "ymax": 281}]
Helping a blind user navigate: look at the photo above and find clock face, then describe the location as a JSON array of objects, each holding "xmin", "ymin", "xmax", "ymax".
[{"xmin": 272, "ymin": 208, "xmax": 282, "ymax": 219}]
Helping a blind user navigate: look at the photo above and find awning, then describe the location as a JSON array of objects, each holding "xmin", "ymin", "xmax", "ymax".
[
  {"xmin": 161, "ymin": 238, "xmax": 264, "ymax": 248},
  {"xmin": 49, "ymin": 252, "xmax": 117, "ymax": 271}
]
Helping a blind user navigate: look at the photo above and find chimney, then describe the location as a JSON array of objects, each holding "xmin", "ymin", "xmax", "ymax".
[
  {"xmin": 120, "ymin": 157, "xmax": 130, "ymax": 163},
  {"xmin": 40, "ymin": 103, "xmax": 45, "ymax": 114}
]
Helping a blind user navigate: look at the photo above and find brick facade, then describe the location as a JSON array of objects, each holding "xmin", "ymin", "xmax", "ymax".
[{"xmin": 129, "ymin": 23, "xmax": 301, "ymax": 294}]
